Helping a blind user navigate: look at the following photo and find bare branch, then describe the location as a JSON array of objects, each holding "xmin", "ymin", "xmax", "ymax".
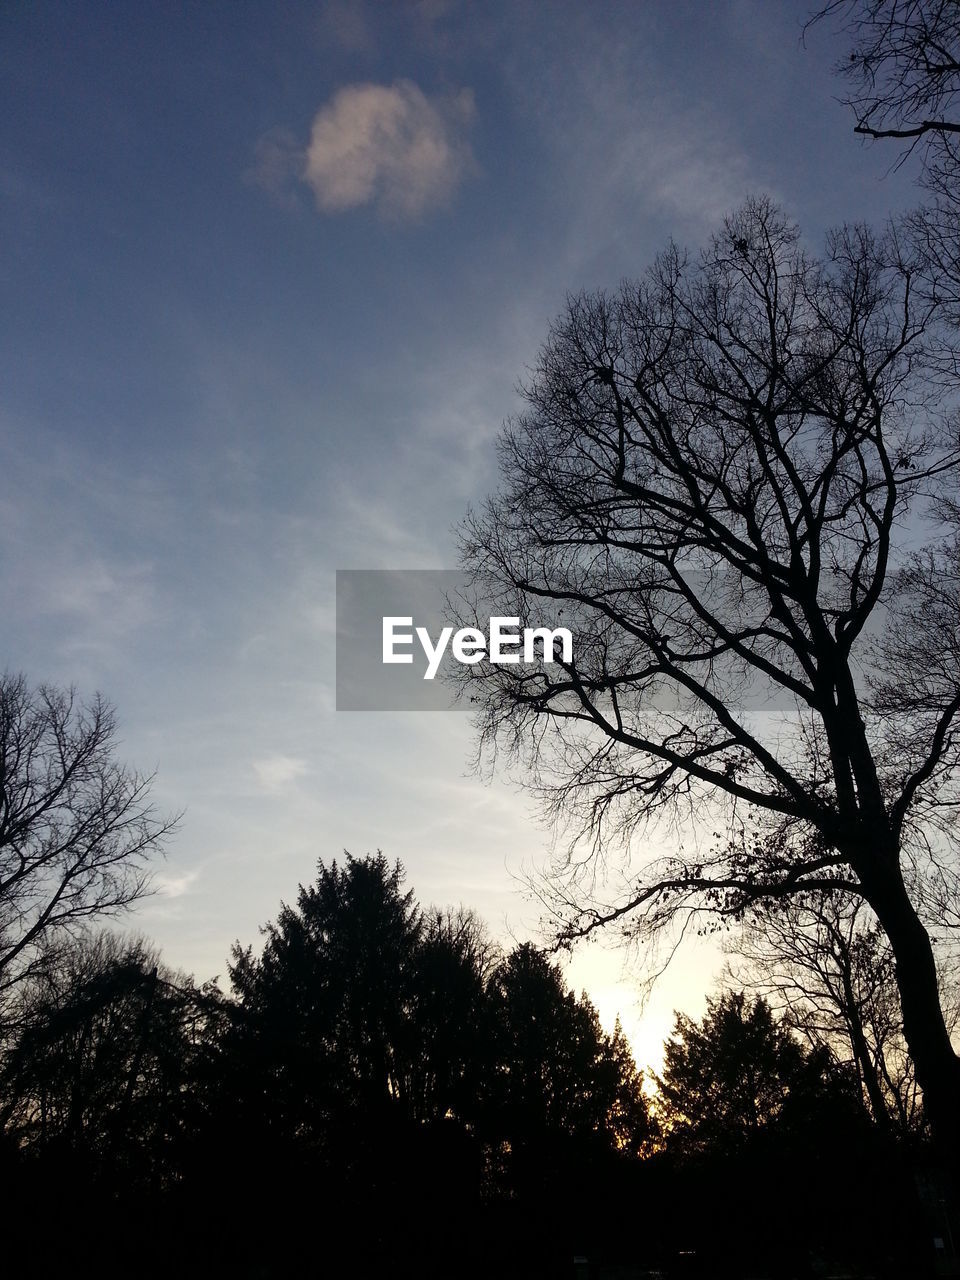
[{"xmin": 0, "ymin": 673, "xmax": 179, "ymax": 998}]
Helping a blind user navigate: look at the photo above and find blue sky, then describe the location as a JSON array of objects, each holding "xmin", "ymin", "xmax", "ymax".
[{"xmin": 0, "ymin": 0, "xmax": 921, "ymax": 1066}]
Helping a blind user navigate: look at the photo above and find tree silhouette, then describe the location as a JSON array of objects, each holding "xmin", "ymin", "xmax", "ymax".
[
  {"xmin": 727, "ymin": 891, "xmax": 958, "ymax": 1132},
  {"xmin": 223, "ymin": 851, "xmax": 502, "ymax": 1199},
  {"xmin": 650, "ymin": 990, "xmax": 921, "ymax": 1273},
  {"xmin": 0, "ymin": 930, "xmax": 216, "ymax": 1188},
  {"xmin": 409, "ymin": 905, "xmax": 498, "ymax": 1125},
  {"xmin": 808, "ymin": 2, "xmax": 960, "ymax": 324},
  {"xmin": 0, "ymin": 674, "xmax": 177, "ymax": 999},
  {"xmin": 220, "ymin": 855, "xmax": 650, "ymax": 1263},
  {"xmin": 485, "ymin": 943, "xmax": 648, "ymax": 1153},
  {"xmin": 226, "ymin": 853, "xmax": 422, "ymax": 1147},
  {"xmin": 809, "ymin": 2, "xmax": 960, "ymax": 169},
  {"xmin": 458, "ymin": 196, "xmax": 960, "ymax": 1164},
  {"xmin": 419, "ymin": 941, "xmax": 646, "ymax": 1276},
  {"xmin": 0, "ymin": 863, "xmax": 933, "ymax": 1277},
  {"xmin": 656, "ymin": 990, "xmax": 856, "ymax": 1156}
]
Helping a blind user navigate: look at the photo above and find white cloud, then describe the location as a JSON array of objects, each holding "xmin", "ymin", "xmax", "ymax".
[
  {"xmin": 252, "ymin": 753, "xmax": 311, "ymax": 793},
  {"xmin": 302, "ymin": 80, "xmax": 475, "ymax": 219},
  {"xmin": 155, "ymin": 869, "xmax": 200, "ymax": 899}
]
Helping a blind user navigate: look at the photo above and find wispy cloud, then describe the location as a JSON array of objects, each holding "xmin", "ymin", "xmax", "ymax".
[
  {"xmin": 0, "ymin": 425, "xmax": 163, "ymax": 677},
  {"xmin": 155, "ymin": 869, "xmax": 201, "ymax": 899},
  {"xmin": 252, "ymin": 753, "xmax": 311, "ymax": 793},
  {"xmin": 245, "ymin": 127, "xmax": 303, "ymax": 211},
  {"xmin": 319, "ymin": 0, "xmax": 376, "ymax": 54},
  {"xmin": 495, "ymin": 8, "xmax": 765, "ymax": 281},
  {"xmin": 250, "ymin": 80, "xmax": 476, "ymax": 221}
]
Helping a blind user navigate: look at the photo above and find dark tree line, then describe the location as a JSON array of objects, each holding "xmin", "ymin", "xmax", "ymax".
[
  {"xmin": 0, "ymin": 853, "xmax": 937, "ymax": 1278},
  {"xmin": 0, "ymin": 931, "xmax": 221, "ymax": 1190},
  {"xmin": 0, "ymin": 855, "xmax": 652, "ymax": 1276}
]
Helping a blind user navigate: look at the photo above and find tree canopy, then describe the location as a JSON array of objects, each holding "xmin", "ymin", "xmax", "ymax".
[
  {"xmin": 656, "ymin": 990, "xmax": 857, "ymax": 1155},
  {"xmin": 0, "ymin": 931, "xmax": 217, "ymax": 1188},
  {"xmin": 0, "ymin": 855, "xmax": 931, "ymax": 1277},
  {"xmin": 225, "ymin": 855, "xmax": 648, "ymax": 1157}
]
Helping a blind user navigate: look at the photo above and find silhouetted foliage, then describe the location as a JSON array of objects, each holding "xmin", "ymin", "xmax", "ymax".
[
  {"xmin": 205, "ymin": 855, "xmax": 654, "ymax": 1275},
  {"xmin": 727, "ymin": 891, "xmax": 960, "ymax": 1133},
  {"xmin": 0, "ymin": 856, "xmax": 936, "ymax": 1277},
  {"xmin": 0, "ymin": 930, "xmax": 219, "ymax": 1189},
  {"xmin": 485, "ymin": 943, "xmax": 649, "ymax": 1155},
  {"xmin": 222, "ymin": 858, "xmax": 647, "ymax": 1184},
  {"xmin": 656, "ymin": 990, "xmax": 859, "ymax": 1156},
  {"xmin": 646, "ymin": 990, "xmax": 927, "ymax": 1275},
  {"xmin": 228, "ymin": 852, "xmax": 421, "ymax": 1119},
  {"xmin": 223, "ymin": 852, "xmax": 497, "ymax": 1167},
  {"xmin": 411, "ymin": 905, "xmax": 498, "ymax": 1124}
]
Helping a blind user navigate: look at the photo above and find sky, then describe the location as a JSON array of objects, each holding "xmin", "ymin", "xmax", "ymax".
[{"xmin": 0, "ymin": 0, "xmax": 922, "ymax": 1070}]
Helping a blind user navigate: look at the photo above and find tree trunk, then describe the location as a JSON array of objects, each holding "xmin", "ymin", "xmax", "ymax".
[{"xmin": 868, "ymin": 862, "xmax": 960, "ymax": 1169}]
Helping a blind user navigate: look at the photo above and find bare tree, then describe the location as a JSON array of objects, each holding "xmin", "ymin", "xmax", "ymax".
[
  {"xmin": 808, "ymin": 2, "xmax": 960, "ymax": 168},
  {"xmin": 0, "ymin": 673, "xmax": 176, "ymax": 999},
  {"xmin": 726, "ymin": 891, "xmax": 959, "ymax": 1132},
  {"xmin": 458, "ymin": 196, "xmax": 960, "ymax": 1163},
  {"xmin": 808, "ymin": 2, "xmax": 960, "ymax": 318}
]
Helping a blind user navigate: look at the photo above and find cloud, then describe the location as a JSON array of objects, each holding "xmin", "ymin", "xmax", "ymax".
[
  {"xmin": 155, "ymin": 869, "xmax": 200, "ymax": 899},
  {"xmin": 252, "ymin": 753, "xmax": 310, "ymax": 793},
  {"xmin": 319, "ymin": 0, "xmax": 375, "ymax": 53},
  {"xmin": 302, "ymin": 80, "xmax": 475, "ymax": 219},
  {"xmin": 245, "ymin": 127, "xmax": 304, "ymax": 210}
]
